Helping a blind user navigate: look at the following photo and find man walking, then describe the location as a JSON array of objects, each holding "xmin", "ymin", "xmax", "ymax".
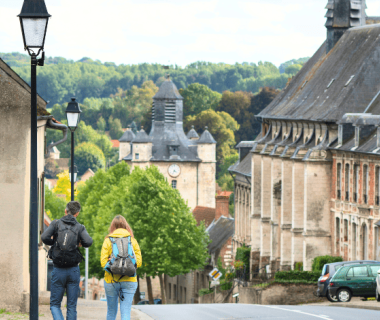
[{"xmin": 42, "ymin": 201, "xmax": 93, "ymax": 320}]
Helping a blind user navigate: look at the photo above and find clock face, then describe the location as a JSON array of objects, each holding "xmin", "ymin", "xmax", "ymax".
[{"xmin": 168, "ymin": 164, "xmax": 181, "ymax": 178}]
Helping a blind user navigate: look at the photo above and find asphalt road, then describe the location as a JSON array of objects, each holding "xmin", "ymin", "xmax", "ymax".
[{"xmin": 134, "ymin": 304, "xmax": 380, "ymax": 320}]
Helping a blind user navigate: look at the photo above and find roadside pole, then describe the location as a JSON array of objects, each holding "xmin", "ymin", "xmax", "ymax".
[{"xmin": 85, "ymin": 248, "xmax": 89, "ymax": 299}]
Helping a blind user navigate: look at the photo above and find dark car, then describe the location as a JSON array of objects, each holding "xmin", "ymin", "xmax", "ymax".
[
  {"xmin": 136, "ymin": 299, "xmax": 162, "ymax": 305},
  {"xmin": 328, "ymin": 263, "xmax": 380, "ymax": 302},
  {"xmin": 316, "ymin": 260, "xmax": 380, "ymax": 302}
]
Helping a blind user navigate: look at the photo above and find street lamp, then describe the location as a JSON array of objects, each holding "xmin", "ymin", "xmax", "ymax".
[
  {"xmin": 18, "ymin": 1, "xmax": 50, "ymax": 319},
  {"xmin": 69, "ymin": 165, "xmax": 78, "ymax": 184},
  {"xmin": 65, "ymin": 97, "xmax": 81, "ymax": 200}
]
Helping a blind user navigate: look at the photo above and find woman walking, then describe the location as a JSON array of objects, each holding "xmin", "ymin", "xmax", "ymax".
[{"xmin": 101, "ymin": 215, "xmax": 142, "ymax": 320}]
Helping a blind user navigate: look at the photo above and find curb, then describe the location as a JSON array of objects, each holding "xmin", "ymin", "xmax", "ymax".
[
  {"xmin": 132, "ymin": 308, "xmax": 155, "ymax": 320},
  {"xmin": 327, "ymin": 303, "xmax": 380, "ymax": 311}
]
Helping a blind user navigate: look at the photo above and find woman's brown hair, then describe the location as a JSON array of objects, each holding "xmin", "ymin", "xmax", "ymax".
[{"xmin": 107, "ymin": 215, "xmax": 134, "ymax": 238}]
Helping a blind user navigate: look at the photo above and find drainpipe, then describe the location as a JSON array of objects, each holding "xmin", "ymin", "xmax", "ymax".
[{"xmin": 45, "ymin": 119, "xmax": 68, "ymax": 158}]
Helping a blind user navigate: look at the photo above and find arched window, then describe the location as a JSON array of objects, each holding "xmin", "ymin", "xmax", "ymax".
[
  {"xmin": 345, "ymin": 164, "xmax": 350, "ymax": 201},
  {"xmin": 361, "ymin": 223, "xmax": 368, "ymax": 260},
  {"xmin": 344, "ymin": 219, "xmax": 348, "ymax": 242},
  {"xmin": 376, "ymin": 166, "xmax": 380, "ymax": 206},
  {"xmin": 363, "ymin": 165, "xmax": 368, "ymax": 204},
  {"xmin": 336, "ymin": 217, "xmax": 340, "ymax": 254},
  {"xmin": 337, "ymin": 163, "xmax": 342, "ymax": 199},
  {"xmin": 354, "ymin": 164, "xmax": 359, "ymax": 202}
]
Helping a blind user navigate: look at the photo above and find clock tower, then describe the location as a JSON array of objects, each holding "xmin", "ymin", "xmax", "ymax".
[{"xmin": 120, "ymin": 77, "xmax": 216, "ymax": 209}]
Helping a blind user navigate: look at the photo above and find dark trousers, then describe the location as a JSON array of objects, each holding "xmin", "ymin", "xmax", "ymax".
[{"xmin": 50, "ymin": 265, "xmax": 80, "ymax": 320}]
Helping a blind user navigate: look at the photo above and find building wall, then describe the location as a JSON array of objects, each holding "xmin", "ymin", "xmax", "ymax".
[
  {"xmin": 119, "ymin": 142, "xmax": 131, "ymax": 160},
  {"xmin": 331, "ymin": 153, "xmax": 380, "ymax": 261},
  {"xmin": 0, "ymin": 62, "xmax": 48, "ymax": 311}
]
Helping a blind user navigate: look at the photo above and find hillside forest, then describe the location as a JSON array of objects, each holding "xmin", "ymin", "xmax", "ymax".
[{"xmin": 2, "ymin": 52, "xmax": 309, "ymax": 192}]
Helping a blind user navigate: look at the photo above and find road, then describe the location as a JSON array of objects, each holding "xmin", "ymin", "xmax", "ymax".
[{"xmin": 134, "ymin": 303, "xmax": 380, "ymax": 320}]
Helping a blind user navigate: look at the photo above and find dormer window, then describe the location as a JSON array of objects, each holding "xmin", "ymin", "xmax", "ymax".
[
  {"xmin": 338, "ymin": 125, "xmax": 343, "ymax": 146},
  {"xmin": 135, "ymin": 153, "xmax": 139, "ymax": 160},
  {"xmin": 169, "ymin": 146, "xmax": 179, "ymax": 156},
  {"xmin": 355, "ymin": 127, "xmax": 360, "ymax": 148}
]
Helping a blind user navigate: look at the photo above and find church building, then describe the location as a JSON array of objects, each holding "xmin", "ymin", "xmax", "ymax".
[{"xmin": 119, "ymin": 78, "xmax": 216, "ymax": 210}]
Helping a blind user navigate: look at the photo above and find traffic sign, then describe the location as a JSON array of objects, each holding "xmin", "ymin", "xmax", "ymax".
[{"xmin": 209, "ymin": 267, "xmax": 223, "ymax": 280}]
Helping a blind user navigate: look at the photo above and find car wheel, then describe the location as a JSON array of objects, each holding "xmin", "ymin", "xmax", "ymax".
[
  {"xmin": 326, "ymin": 291, "xmax": 338, "ymax": 302},
  {"xmin": 376, "ymin": 288, "xmax": 380, "ymax": 302},
  {"xmin": 337, "ymin": 289, "xmax": 352, "ymax": 303}
]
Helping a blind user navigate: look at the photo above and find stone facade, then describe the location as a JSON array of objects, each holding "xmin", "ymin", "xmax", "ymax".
[{"xmin": 229, "ymin": 2, "xmax": 380, "ymax": 273}]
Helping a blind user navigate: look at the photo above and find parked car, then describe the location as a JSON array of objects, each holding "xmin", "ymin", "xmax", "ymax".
[
  {"xmin": 136, "ymin": 298, "xmax": 162, "ymax": 305},
  {"xmin": 328, "ymin": 263, "xmax": 380, "ymax": 302},
  {"xmin": 316, "ymin": 260, "xmax": 380, "ymax": 302},
  {"xmin": 376, "ymin": 269, "xmax": 380, "ymax": 302}
]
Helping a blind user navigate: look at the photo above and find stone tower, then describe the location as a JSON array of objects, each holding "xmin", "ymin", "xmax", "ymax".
[
  {"xmin": 325, "ymin": 0, "xmax": 367, "ymax": 53},
  {"xmin": 120, "ymin": 78, "xmax": 217, "ymax": 210},
  {"xmin": 118, "ymin": 127, "xmax": 135, "ymax": 160}
]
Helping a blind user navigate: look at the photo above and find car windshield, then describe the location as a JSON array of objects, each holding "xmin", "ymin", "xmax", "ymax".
[{"xmin": 370, "ymin": 265, "xmax": 380, "ymax": 276}]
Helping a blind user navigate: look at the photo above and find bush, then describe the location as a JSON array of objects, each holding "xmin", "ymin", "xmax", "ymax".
[
  {"xmin": 220, "ymin": 279, "xmax": 233, "ymax": 291},
  {"xmin": 235, "ymin": 245, "xmax": 250, "ymax": 275},
  {"xmin": 199, "ymin": 288, "xmax": 213, "ymax": 296},
  {"xmin": 294, "ymin": 262, "xmax": 303, "ymax": 271},
  {"xmin": 274, "ymin": 270, "xmax": 320, "ymax": 282},
  {"xmin": 312, "ymin": 255, "xmax": 343, "ymax": 274}
]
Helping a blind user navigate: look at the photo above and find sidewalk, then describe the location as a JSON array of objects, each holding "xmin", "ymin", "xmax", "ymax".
[
  {"xmin": 307, "ymin": 296, "xmax": 380, "ymax": 311},
  {"xmin": 0, "ymin": 299, "xmax": 151, "ymax": 320}
]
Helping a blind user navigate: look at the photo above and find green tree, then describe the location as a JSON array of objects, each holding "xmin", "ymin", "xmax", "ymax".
[
  {"xmin": 285, "ymin": 64, "xmax": 303, "ymax": 76},
  {"xmin": 97, "ymin": 116, "xmax": 106, "ymax": 132},
  {"xmin": 53, "ymin": 170, "xmax": 78, "ymax": 202},
  {"xmin": 45, "ymin": 187, "xmax": 67, "ymax": 221},
  {"xmin": 179, "ymin": 83, "xmax": 222, "ymax": 118},
  {"xmin": 74, "ymin": 142, "xmax": 106, "ymax": 176},
  {"xmin": 185, "ymin": 109, "xmax": 239, "ymax": 168},
  {"xmin": 108, "ymin": 116, "xmax": 124, "ymax": 140}
]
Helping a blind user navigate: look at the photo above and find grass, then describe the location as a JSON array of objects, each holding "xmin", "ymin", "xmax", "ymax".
[{"xmin": 0, "ymin": 308, "xmax": 43, "ymax": 319}]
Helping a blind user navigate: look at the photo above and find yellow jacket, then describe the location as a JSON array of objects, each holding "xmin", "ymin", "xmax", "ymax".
[{"xmin": 100, "ymin": 228, "xmax": 142, "ymax": 283}]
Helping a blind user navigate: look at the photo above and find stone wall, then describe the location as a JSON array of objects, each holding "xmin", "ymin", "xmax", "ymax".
[{"xmin": 237, "ymin": 283, "xmax": 323, "ymax": 305}]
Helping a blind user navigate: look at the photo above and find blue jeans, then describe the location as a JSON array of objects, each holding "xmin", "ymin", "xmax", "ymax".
[
  {"xmin": 104, "ymin": 281, "xmax": 138, "ymax": 320},
  {"xmin": 50, "ymin": 265, "xmax": 80, "ymax": 320}
]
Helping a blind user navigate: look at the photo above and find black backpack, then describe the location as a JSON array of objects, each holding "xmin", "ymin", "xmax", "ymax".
[{"xmin": 49, "ymin": 220, "xmax": 84, "ymax": 268}]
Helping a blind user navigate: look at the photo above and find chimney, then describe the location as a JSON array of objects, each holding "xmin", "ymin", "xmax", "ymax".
[
  {"xmin": 325, "ymin": 0, "xmax": 366, "ymax": 53},
  {"xmin": 215, "ymin": 191, "xmax": 232, "ymax": 221}
]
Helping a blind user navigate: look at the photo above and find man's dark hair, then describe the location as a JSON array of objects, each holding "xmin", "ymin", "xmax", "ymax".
[{"xmin": 66, "ymin": 201, "xmax": 81, "ymax": 216}]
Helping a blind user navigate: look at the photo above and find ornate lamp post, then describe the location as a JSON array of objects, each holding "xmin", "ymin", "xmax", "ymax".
[
  {"xmin": 18, "ymin": 1, "xmax": 50, "ymax": 319},
  {"xmin": 65, "ymin": 98, "xmax": 81, "ymax": 200}
]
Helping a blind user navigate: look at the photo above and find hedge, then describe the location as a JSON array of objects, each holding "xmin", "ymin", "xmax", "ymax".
[
  {"xmin": 235, "ymin": 245, "xmax": 250, "ymax": 270},
  {"xmin": 311, "ymin": 255, "xmax": 343, "ymax": 274},
  {"xmin": 274, "ymin": 270, "xmax": 320, "ymax": 282},
  {"xmin": 199, "ymin": 288, "xmax": 213, "ymax": 296}
]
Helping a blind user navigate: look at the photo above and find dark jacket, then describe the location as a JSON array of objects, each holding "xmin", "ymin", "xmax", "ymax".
[{"xmin": 41, "ymin": 215, "xmax": 93, "ymax": 248}]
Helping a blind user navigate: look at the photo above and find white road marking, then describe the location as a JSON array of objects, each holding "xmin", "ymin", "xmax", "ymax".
[{"xmin": 256, "ymin": 305, "xmax": 334, "ymax": 320}]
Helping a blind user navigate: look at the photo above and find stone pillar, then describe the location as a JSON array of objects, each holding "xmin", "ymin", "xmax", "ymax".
[
  {"xmin": 281, "ymin": 159, "xmax": 292, "ymax": 270},
  {"xmin": 303, "ymin": 162, "xmax": 332, "ymax": 271},
  {"xmin": 292, "ymin": 160, "xmax": 304, "ymax": 269},
  {"xmin": 260, "ymin": 155, "xmax": 272, "ymax": 270},
  {"xmin": 251, "ymin": 154, "xmax": 262, "ymax": 251},
  {"xmin": 270, "ymin": 157, "xmax": 281, "ymax": 272}
]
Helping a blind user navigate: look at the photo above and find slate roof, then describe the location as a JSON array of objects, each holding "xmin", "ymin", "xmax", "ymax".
[
  {"xmin": 257, "ymin": 24, "xmax": 380, "ymax": 123},
  {"xmin": 186, "ymin": 126, "xmax": 199, "ymax": 139},
  {"xmin": 193, "ymin": 206, "xmax": 215, "ymax": 228},
  {"xmin": 228, "ymin": 154, "xmax": 251, "ymax": 177},
  {"xmin": 236, "ymin": 141, "xmax": 256, "ymax": 148},
  {"xmin": 198, "ymin": 128, "xmax": 216, "ymax": 144},
  {"xmin": 153, "ymin": 79, "xmax": 183, "ymax": 100},
  {"xmin": 132, "ymin": 129, "xmax": 151, "ymax": 143},
  {"xmin": 119, "ymin": 129, "xmax": 135, "ymax": 142},
  {"xmin": 206, "ymin": 216, "xmax": 235, "ymax": 254}
]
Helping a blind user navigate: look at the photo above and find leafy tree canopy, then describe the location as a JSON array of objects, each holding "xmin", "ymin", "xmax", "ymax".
[
  {"xmin": 73, "ymin": 142, "xmax": 106, "ymax": 176},
  {"xmin": 45, "ymin": 187, "xmax": 67, "ymax": 221}
]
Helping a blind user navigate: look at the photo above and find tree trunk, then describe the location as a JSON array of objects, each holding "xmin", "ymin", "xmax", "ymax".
[
  {"xmin": 133, "ymin": 275, "xmax": 141, "ymax": 305},
  {"xmin": 146, "ymin": 276, "xmax": 154, "ymax": 304},
  {"xmin": 158, "ymin": 274, "xmax": 167, "ymax": 304}
]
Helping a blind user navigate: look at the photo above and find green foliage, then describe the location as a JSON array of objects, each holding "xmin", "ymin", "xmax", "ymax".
[
  {"xmin": 1, "ymin": 52, "xmax": 308, "ymax": 107},
  {"xmin": 97, "ymin": 117, "xmax": 106, "ymax": 132},
  {"xmin": 225, "ymin": 271, "xmax": 235, "ymax": 282},
  {"xmin": 179, "ymin": 83, "xmax": 222, "ymax": 118},
  {"xmin": 199, "ymin": 288, "xmax": 214, "ymax": 296},
  {"xmin": 77, "ymin": 163, "xmax": 209, "ymax": 280},
  {"xmin": 73, "ymin": 142, "xmax": 106, "ymax": 176},
  {"xmin": 184, "ymin": 109, "xmax": 239, "ymax": 168},
  {"xmin": 217, "ymin": 153, "xmax": 239, "ymax": 191},
  {"xmin": 235, "ymin": 245, "xmax": 251, "ymax": 271},
  {"xmin": 294, "ymin": 262, "xmax": 303, "ymax": 271},
  {"xmin": 108, "ymin": 116, "xmax": 124, "ymax": 139},
  {"xmin": 285, "ymin": 64, "xmax": 303, "ymax": 75},
  {"xmin": 45, "ymin": 187, "xmax": 66, "ymax": 221},
  {"xmin": 311, "ymin": 255, "xmax": 343, "ymax": 274},
  {"xmin": 274, "ymin": 270, "xmax": 320, "ymax": 282},
  {"xmin": 279, "ymin": 57, "xmax": 309, "ymax": 74}
]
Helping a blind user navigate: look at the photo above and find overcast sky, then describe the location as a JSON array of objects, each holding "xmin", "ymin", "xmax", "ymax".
[{"xmin": 1, "ymin": 0, "xmax": 380, "ymax": 67}]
